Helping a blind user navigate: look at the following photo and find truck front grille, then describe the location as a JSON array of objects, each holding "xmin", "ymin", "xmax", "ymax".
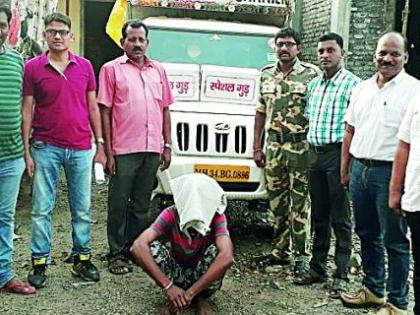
[{"xmin": 175, "ymin": 121, "xmax": 249, "ymax": 156}]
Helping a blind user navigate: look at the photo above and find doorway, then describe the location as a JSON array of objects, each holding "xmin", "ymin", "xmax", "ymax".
[{"xmin": 83, "ymin": 0, "xmax": 121, "ymax": 79}]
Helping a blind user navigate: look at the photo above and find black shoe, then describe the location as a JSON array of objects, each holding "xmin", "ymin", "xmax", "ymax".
[
  {"xmin": 72, "ymin": 254, "xmax": 100, "ymax": 282},
  {"xmin": 293, "ymin": 260, "xmax": 309, "ymax": 277},
  {"xmin": 293, "ymin": 270, "xmax": 326, "ymax": 285},
  {"xmin": 28, "ymin": 258, "xmax": 47, "ymax": 289}
]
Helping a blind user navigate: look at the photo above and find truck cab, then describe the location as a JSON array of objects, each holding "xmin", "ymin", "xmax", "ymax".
[{"xmin": 129, "ymin": 1, "xmax": 291, "ymax": 202}]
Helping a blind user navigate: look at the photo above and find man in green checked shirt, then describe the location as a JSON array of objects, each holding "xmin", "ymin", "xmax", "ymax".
[{"xmin": 293, "ymin": 33, "xmax": 360, "ymax": 297}]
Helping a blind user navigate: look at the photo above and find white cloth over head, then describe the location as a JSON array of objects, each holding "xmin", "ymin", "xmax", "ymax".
[{"xmin": 170, "ymin": 173, "xmax": 227, "ymax": 240}]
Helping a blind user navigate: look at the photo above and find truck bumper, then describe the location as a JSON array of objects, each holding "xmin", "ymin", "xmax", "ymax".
[{"xmin": 153, "ymin": 155, "xmax": 268, "ymax": 200}]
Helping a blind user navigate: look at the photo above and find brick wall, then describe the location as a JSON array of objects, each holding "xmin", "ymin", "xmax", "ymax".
[
  {"xmin": 298, "ymin": 0, "xmax": 397, "ymax": 79},
  {"xmin": 299, "ymin": 0, "xmax": 332, "ymax": 64},
  {"xmin": 346, "ymin": 0, "xmax": 396, "ymax": 79}
]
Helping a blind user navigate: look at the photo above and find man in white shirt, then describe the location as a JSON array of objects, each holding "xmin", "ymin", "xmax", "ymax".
[
  {"xmin": 390, "ymin": 98, "xmax": 420, "ymax": 315},
  {"xmin": 340, "ymin": 32, "xmax": 420, "ymax": 315}
]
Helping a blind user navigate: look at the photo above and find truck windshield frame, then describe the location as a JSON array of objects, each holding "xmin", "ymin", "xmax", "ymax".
[{"xmin": 147, "ymin": 28, "xmax": 276, "ymax": 69}]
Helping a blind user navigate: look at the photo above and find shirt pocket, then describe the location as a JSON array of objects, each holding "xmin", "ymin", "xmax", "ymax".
[
  {"xmin": 380, "ymin": 105, "xmax": 402, "ymax": 128},
  {"xmin": 288, "ymin": 84, "xmax": 306, "ymax": 107},
  {"xmin": 150, "ymin": 81, "xmax": 163, "ymax": 101}
]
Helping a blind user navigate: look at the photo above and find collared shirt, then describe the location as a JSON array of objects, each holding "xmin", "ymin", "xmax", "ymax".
[
  {"xmin": 0, "ymin": 48, "xmax": 24, "ymax": 162},
  {"xmin": 256, "ymin": 58, "xmax": 320, "ymax": 134},
  {"xmin": 397, "ymin": 98, "xmax": 420, "ymax": 212},
  {"xmin": 97, "ymin": 55, "xmax": 174, "ymax": 155},
  {"xmin": 23, "ymin": 51, "xmax": 96, "ymax": 150},
  {"xmin": 151, "ymin": 206, "xmax": 229, "ymax": 266},
  {"xmin": 256, "ymin": 58, "xmax": 320, "ymax": 168},
  {"xmin": 306, "ymin": 68, "xmax": 360, "ymax": 146},
  {"xmin": 345, "ymin": 70, "xmax": 420, "ymax": 161}
]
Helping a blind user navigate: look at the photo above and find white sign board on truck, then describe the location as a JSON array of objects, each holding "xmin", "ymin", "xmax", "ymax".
[{"xmin": 201, "ymin": 65, "xmax": 259, "ymax": 105}]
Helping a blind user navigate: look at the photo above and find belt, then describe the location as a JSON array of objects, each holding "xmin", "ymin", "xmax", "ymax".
[
  {"xmin": 274, "ymin": 132, "xmax": 307, "ymax": 144},
  {"xmin": 311, "ymin": 143, "xmax": 342, "ymax": 154},
  {"xmin": 355, "ymin": 158, "xmax": 392, "ymax": 167}
]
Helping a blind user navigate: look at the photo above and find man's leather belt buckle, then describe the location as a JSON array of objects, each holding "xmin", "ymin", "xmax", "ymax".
[
  {"xmin": 312, "ymin": 143, "xmax": 342, "ymax": 154},
  {"xmin": 357, "ymin": 158, "xmax": 392, "ymax": 167},
  {"xmin": 276, "ymin": 132, "xmax": 307, "ymax": 144}
]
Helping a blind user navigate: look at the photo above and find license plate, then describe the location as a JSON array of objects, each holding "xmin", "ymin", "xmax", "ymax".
[{"xmin": 193, "ymin": 164, "xmax": 250, "ymax": 182}]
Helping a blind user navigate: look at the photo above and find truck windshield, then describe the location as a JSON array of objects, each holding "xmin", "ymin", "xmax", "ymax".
[{"xmin": 147, "ymin": 28, "xmax": 275, "ymax": 69}]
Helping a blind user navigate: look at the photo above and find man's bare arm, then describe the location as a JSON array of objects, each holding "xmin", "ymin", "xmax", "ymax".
[
  {"xmin": 253, "ymin": 112, "xmax": 266, "ymax": 167},
  {"xmin": 21, "ymin": 95, "xmax": 34, "ymax": 177},
  {"xmin": 87, "ymin": 91, "xmax": 106, "ymax": 165},
  {"xmin": 99, "ymin": 105, "xmax": 115, "ymax": 175},
  {"xmin": 389, "ymin": 140, "xmax": 410, "ymax": 214},
  {"xmin": 186, "ymin": 235, "xmax": 234, "ymax": 300},
  {"xmin": 131, "ymin": 229, "xmax": 189, "ymax": 311},
  {"xmin": 341, "ymin": 123, "xmax": 355, "ymax": 187}
]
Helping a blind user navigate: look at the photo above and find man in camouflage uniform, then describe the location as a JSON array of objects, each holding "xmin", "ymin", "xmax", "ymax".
[{"xmin": 253, "ymin": 27, "xmax": 320, "ymax": 276}]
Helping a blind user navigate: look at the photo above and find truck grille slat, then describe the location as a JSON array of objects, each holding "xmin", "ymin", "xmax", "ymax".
[
  {"xmin": 196, "ymin": 124, "xmax": 208, "ymax": 152},
  {"xmin": 235, "ymin": 126, "xmax": 246, "ymax": 154},
  {"xmin": 176, "ymin": 123, "xmax": 189, "ymax": 151}
]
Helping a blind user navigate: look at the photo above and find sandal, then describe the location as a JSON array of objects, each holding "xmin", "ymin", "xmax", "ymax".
[
  {"xmin": 108, "ymin": 258, "xmax": 133, "ymax": 275},
  {"xmin": 329, "ymin": 278, "xmax": 348, "ymax": 299},
  {"xmin": 0, "ymin": 279, "xmax": 36, "ymax": 295}
]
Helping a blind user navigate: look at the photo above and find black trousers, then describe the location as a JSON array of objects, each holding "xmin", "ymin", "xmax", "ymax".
[
  {"xmin": 405, "ymin": 211, "xmax": 420, "ymax": 315},
  {"xmin": 107, "ymin": 152, "xmax": 160, "ymax": 258},
  {"xmin": 308, "ymin": 145, "xmax": 352, "ymax": 279}
]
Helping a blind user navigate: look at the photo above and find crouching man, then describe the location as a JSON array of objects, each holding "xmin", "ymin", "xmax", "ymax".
[{"xmin": 131, "ymin": 174, "xmax": 234, "ymax": 315}]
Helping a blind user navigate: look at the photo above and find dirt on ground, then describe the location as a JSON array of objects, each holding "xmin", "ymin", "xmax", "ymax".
[{"xmin": 0, "ymin": 178, "xmax": 414, "ymax": 315}]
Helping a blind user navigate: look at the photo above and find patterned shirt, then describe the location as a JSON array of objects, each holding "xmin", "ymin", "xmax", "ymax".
[
  {"xmin": 151, "ymin": 206, "xmax": 229, "ymax": 266},
  {"xmin": 0, "ymin": 48, "xmax": 24, "ymax": 162},
  {"xmin": 256, "ymin": 58, "xmax": 320, "ymax": 167},
  {"xmin": 256, "ymin": 58, "xmax": 320, "ymax": 134},
  {"xmin": 306, "ymin": 68, "xmax": 360, "ymax": 146}
]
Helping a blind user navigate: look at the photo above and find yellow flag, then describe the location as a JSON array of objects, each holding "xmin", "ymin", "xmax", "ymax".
[{"xmin": 106, "ymin": 0, "xmax": 129, "ymax": 48}]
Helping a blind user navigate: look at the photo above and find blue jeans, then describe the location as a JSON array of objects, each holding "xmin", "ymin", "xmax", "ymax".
[
  {"xmin": 350, "ymin": 159, "xmax": 409, "ymax": 310},
  {"xmin": 0, "ymin": 157, "xmax": 25, "ymax": 287},
  {"xmin": 30, "ymin": 142, "xmax": 94, "ymax": 259}
]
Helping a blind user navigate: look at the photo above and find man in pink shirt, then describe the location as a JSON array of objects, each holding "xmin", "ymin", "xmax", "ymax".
[
  {"xmin": 21, "ymin": 12, "xmax": 106, "ymax": 288},
  {"xmin": 98, "ymin": 19, "xmax": 174, "ymax": 275}
]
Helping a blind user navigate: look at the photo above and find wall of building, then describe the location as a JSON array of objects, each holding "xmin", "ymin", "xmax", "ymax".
[
  {"xmin": 346, "ymin": 0, "xmax": 396, "ymax": 79},
  {"xmin": 57, "ymin": 0, "xmax": 82, "ymax": 54},
  {"xmin": 298, "ymin": 0, "xmax": 398, "ymax": 79},
  {"xmin": 299, "ymin": 0, "xmax": 332, "ymax": 64}
]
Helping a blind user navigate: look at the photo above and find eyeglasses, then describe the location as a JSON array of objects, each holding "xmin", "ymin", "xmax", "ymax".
[
  {"xmin": 276, "ymin": 41, "xmax": 297, "ymax": 49},
  {"xmin": 45, "ymin": 29, "xmax": 70, "ymax": 37}
]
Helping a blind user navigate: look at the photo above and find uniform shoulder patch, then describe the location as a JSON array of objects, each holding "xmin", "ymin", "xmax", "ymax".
[{"xmin": 260, "ymin": 63, "xmax": 276, "ymax": 72}]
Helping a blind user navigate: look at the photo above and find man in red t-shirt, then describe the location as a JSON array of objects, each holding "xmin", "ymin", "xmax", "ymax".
[
  {"xmin": 21, "ymin": 12, "xmax": 106, "ymax": 289},
  {"xmin": 131, "ymin": 174, "xmax": 234, "ymax": 315}
]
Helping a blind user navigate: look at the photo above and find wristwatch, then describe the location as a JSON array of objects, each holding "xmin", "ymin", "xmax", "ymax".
[
  {"xmin": 163, "ymin": 143, "xmax": 172, "ymax": 150},
  {"xmin": 96, "ymin": 137, "xmax": 105, "ymax": 144}
]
